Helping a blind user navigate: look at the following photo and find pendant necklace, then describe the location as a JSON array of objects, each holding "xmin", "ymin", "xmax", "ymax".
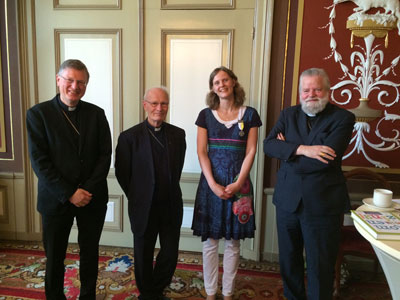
[
  {"xmin": 61, "ymin": 109, "xmax": 80, "ymax": 135},
  {"xmin": 147, "ymin": 128, "xmax": 165, "ymax": 148}
]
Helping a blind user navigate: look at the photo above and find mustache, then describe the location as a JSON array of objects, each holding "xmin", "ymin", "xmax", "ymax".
[
  {"xmin": 304, "ymin": 96, "xmax": 323, "ymax": 102},
  {"xmin": 68, "ymin": 88, "xmax": 81, "ymax": 93},
  {"xmin": 301, "ymin": 95, "xmax": 329, "ymax": 115}
]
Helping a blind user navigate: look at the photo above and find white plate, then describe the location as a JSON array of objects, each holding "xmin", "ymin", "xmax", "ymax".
[{"xmin": 362, "ymin": 198, "xmax": 400, "ymax": 211}]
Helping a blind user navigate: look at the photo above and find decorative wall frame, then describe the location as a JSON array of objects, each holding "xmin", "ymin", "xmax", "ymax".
[
  {"xmin": 161, "ymin": 29, "xmax": 233, "ymax": 86},
  {"xmin": 53, "ymin": 0, "xmax": 121, "ymax": 10},
  {"xmin": 161, "ymin": 0, "xmax": 235, "ymax": 10},
  {"xmin": 103, "ymin": 194, "xmax": 123, "ymax": 232},
  {"xmin": 54, "ymin": 29, "xmax": 122, "ymax": 165},
  {"xmin": 0, "ymin": 185, "xmax": 9, "ymax": 224},
  {"xmin": 161, "ymin": 29, "xmax": 233, "ymax": 174},
  {"xmin": 0, "ymin": 44, "xmax": 5, "ymax": 153},
  {"xmin": 0, "ymin": 0, "xmax": 14, "ymax": 160},
  {"xmin": 290, "ymin": 0, "xmax": 304, "ymax": 106}
]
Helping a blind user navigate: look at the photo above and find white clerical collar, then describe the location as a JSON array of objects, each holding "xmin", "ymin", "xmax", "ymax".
[{"xmin": 146, "ymin": 119, "xmax": 163, "ymax": 131}]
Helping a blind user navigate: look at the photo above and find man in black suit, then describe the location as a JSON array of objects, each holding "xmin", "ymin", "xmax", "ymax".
[
  {"xmin": 115, "ymin": 87, "xmax": 186, "ymax": 300},
  {"xmin": 26, "ymin": 59, "xmax": 112, "ymax": 300},
  {"xmin": 264, "ymin": 68, "xmax": 355, "ymax": 300}
]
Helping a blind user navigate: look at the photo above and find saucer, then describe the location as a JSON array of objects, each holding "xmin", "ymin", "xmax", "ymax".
[{"xmin": 362, "ymin": 198, "xmax": 400, "ymax": 211}]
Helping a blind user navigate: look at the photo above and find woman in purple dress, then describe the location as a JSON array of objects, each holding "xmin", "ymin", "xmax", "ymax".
[{"xmin": 192, "ymin": 66, "xmax": 262, "ymax": 299}]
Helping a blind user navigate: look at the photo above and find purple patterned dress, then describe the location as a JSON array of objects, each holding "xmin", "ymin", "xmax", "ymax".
[{"xmin": 192, "ymin": 106, "xmax": 262, "ymax": 241}]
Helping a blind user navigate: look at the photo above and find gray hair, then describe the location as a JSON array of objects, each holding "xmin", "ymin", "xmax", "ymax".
[
  {"xmin": 299, "ymin": 68, "xmax": 330, "ymax": 94},
  {"xmin": 58, "ymin": 59, "xmax": 90, "ymax": 83},
  {"xmin": 143, "ymin": 86, "xmax": 170, "ymax": 102}
]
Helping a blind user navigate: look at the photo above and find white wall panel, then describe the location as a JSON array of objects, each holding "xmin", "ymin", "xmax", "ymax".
[
  {"xmin": 64, "ymin": 38, "xmax": 114, "ymax": 133},
  {"xmin": 56, "ymin": 30, "xmax": 121, "ymax": 167},
  {"xmin": 169, "ymin": 39, "xmax": 223, "ymax": 173},
  {"xmin": 54, "ymin": 0, "xmax": 121, "ymax": 9},
  {"xmin": 162, "ymin": 30, "xmax": 233, "ymax": 175}
]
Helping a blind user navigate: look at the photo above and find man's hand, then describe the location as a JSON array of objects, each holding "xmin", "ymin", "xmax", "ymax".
[
  {"xmin": 69, "ymin": 188, "xmax": 93, "ymax": 207},
  {"xmin": 277, "ymin": 132, "xmax": 286, "ymax": 141},
  {"xmin": 296, "ymin": 145, "xmax": 336, "ymax": 164},
  {"xmin": 277, "ymin": 132, "xmax": 336, "ymax": 164}
]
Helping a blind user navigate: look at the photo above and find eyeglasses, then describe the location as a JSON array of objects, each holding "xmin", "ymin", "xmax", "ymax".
[
  {"xmin": 59, "ymin": 75, "xmax": 87, "ymax": 87},
  {"xmin": 145, "ymin": 100, "xmax": 169, "ymax": 108}
]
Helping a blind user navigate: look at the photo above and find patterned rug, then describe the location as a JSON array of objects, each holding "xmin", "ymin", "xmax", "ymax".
[{"xmin": 0, "ymin": 240, "xmax": 391, "ymax": 299}]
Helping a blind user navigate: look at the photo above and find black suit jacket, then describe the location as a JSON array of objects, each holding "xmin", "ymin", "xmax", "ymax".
[
  {"xmin": 26, "ymin": 95, "xmax": 112, "ymax": 215},
  {"xmin": 115, "ymin": 121, "xmax": 186, "ymax": 236},
  {"xmin": 264, "ymin": 103, "xmax": 355, "ymax": 215}
]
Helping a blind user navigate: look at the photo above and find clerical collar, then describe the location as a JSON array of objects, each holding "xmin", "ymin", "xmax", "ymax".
[
  {"xmin": 146, "ymin": 119, "xmax": 163, "ymax": 132},
  {"xmin": 57, "ymin": 95, "xmax": 80, "ymax": 112}
]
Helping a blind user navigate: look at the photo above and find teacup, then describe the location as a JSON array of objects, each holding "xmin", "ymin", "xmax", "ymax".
[{"xmin": 373, "ymin": 188, "xmax": 393, "ymax": 208}]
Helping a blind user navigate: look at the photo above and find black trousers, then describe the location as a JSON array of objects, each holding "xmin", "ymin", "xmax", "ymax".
[
  {"xmin": 133, "ymin": 205, "xmax": 181, "ymax": 300},
  {"xmin": 41, "ymin": 204, "xmax": 107, "ymax": 300},
  {"xmin": 276, "ymin": 204, "xmax": 341, "ymax": 300}
]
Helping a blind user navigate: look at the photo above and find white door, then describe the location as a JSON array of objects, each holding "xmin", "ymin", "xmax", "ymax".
[{"xmin": 143, "ymin": 0, "xmax": 264, "ymax": 259}]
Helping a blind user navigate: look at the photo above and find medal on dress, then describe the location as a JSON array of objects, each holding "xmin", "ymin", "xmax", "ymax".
[{"xmin": 238, "ymin": 120, "xmax": 244, "ymax": 137}]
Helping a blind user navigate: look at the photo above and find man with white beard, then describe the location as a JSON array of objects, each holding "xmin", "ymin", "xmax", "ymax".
[{"xmin": 263, "ymin": 68, "xmax": 355, "ymax": 300}]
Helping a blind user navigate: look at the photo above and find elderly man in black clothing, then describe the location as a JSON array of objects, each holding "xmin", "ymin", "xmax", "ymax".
[
  {"xmin": 264, "ymin": 68, "xmax": 355, "ymax": 300},
  {"xmin": 115, "ymin": 87, "xmax": 186, "ymax": 300}
]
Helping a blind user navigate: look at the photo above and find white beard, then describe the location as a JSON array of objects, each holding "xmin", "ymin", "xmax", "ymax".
[{"xmin": 300, "ymin": 95, "xmax": 329, "ymax": 115}]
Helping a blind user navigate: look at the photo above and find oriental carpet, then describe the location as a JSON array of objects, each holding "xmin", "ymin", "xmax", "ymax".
[{"xmin": 0, "ymin": 240, "xmax": 391, "ymax": 299}]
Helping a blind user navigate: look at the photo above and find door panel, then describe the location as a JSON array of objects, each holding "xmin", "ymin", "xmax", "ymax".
[
  {"xmin": 33, "ymin": 0, "xmax": 141, "ymax": 247},
  {"xmin": 144, "ymin": 0, "xmax": 258, "ymax": 256}
]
